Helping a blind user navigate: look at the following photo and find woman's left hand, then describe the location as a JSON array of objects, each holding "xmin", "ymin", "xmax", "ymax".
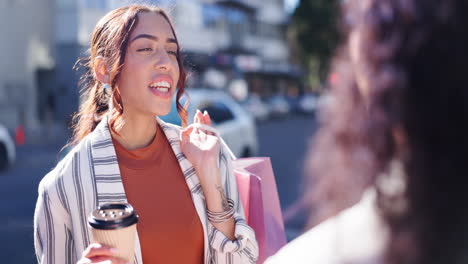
[
  {"xmin": 180, "ymin": 110, "xmax": 220, "ymax": 181},
  {"xmin": 181, "ymin": 110, "xmax": 236, "ymax": 240}
]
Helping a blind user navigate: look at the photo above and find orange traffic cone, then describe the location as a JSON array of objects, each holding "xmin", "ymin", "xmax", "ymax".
[{"xmin": 15, "ymin": 125, "xmax": 25, "ymax": 145}]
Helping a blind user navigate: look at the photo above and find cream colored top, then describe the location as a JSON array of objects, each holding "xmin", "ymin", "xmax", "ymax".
[{"xmin": 266, "ymin": 189, "xmax": 388, "ymax": 264}]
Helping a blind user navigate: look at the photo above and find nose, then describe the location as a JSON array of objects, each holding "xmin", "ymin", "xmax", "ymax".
[{"xmin": 154, "ymin": 49, "xmax": 172, "ymax": 71}]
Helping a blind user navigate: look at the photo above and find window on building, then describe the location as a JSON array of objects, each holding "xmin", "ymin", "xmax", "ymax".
[
  {"xmin": 230, "ymin": 8, "xmax": 249, "ymax": 31},
  {"xmin": 226, "ymin": 8, "xmax": 245, "ymax": 24},
  {"xmin": 249, "ymin": 17, "xmax": 258, "ymax": 35},
  {"xmin": 258, "ymin": 22, "xmax": 282, "ymax": 39},
  {"xmin": 202, "ymin": 4, "xmax": 251, "ymax": 34},
  {"xmin": 202, "ymin": 4, "xmax": 224, "ymax": 29}
]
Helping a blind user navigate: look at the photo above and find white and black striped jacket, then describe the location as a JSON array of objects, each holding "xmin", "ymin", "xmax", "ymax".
[{"xmin": 34, "ymin": 115, "xmax": 258, "ymax": 264}]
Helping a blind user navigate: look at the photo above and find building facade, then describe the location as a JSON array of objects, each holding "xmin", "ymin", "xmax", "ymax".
[
  {"xmin": 0, "ymin": 0, "xmax": 298, "ymax": 131},
  {"xmin": 0, "ymin": 0, "xmax": 55, "ymax": 130},
  {"xmin": 173, "ymin": 0, "xmax": 300, "ymax": 97},
  {"xmin": 54, "ymin": 0, "xmax": 113, "ymax": 124}
]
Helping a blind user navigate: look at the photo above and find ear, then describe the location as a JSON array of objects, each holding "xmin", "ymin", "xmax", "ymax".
[{"xmin": 93, "ymin": 56, "xmax": 111, "ymax": 84}]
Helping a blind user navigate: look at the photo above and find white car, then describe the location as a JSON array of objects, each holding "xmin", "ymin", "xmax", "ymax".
[
  {"xmin": 298, "ymin": 93, "xmax": 319, "ymax": 114},
  {"xmin": 267, "ymin": 95, "xmax": 291, "ymax": 118},
  {"xmin": 161, "ymin": 89, "xmax": 258, "ymax": 158},
  {"xmin": 242, "ymin": 94, "xmax": 270, "ymax": 121},
  {"xmin": 0, "ymin": 124, "xmax": 16, "ymax": 171}
]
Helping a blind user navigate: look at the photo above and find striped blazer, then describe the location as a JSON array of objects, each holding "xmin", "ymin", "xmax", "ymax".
[{"xmin": 34, "ymin": 115, "xmax": 258, "ymax": 264}]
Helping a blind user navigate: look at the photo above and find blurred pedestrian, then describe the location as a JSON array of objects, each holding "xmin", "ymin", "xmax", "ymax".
[
  {"xmin": 267, "ymin": 0, "xmax": 468, "ymax": 263},
  {"xmin": 34, "ymin": 4, "xmax": 257, "ymax": 264}
]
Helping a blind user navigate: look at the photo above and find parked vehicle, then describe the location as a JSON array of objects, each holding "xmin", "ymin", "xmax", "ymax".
[
  {"xmin": 0, "ymin": 124, "xmax": 16, "ymax": 171},
  {"xmin": 242, "ymin": 94, "xmax": 270, "ymax": 122},
  {"xmin": 267, "ymin": 95, "xmax": 291, "ymax": 118},
  {"xmin": 161, "ymin": 89, "xmax": 259, "ymax": 158},
  {"xmin": 297, "ymin": 93, "xmax": 319, "ymax": 114}
]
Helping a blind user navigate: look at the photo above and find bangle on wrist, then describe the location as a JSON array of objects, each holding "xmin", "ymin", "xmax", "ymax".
[{"xmin": 207, "ymin": 199, "xmax": 235, "ymax": 223}]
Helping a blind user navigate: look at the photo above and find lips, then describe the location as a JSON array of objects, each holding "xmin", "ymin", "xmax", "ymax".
[{"xmin": 148, "ymin": 75, "xmax": 173, "ymax": 99}]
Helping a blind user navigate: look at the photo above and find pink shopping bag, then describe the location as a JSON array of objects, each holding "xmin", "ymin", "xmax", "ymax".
[
  {"xmin": 234, "ymin": 157, "xmax": 287, "ymax": 264},
  {"xmin": 189, "ymin": 124, "xmax": 287, "ymax": 263}
]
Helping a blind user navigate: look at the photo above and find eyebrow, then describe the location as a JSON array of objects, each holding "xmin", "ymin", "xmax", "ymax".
[{"xmin": 130, "ymin": 34, "xmax": 177, "ymax": 45}]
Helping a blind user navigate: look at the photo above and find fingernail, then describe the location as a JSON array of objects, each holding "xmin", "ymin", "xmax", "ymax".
[
  {"xmin": 203, "ymin": 110, "xmax": 208, "ymax": 115},
  {"xmin": 91, "ymin": 243, "xmax": 102, "ymax": 249},
  {"xmin": 196, "ymin": 109, "xmax": 201, "ymax": 114}
]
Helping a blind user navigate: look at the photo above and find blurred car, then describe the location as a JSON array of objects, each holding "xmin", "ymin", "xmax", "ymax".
[
  {"xmin": 297, "ymin": 93, "xmax": 319, "ymax": 114},
  {"xmin": 285, "ymin": 96, "xmax": 301, "ymax": 113},
  {"xmin": 0, "ymin": 124, "xmax": 16, "ymax": 171},
  {"xmin": 267, "ymin": 95, "xmax": 291, "ymax": 118},
  {"xmin": 242, "ymin": 94, "xmax": 270, "ymax": 121},
  {"xmin": 161, "ymin": 89, "xmax": 259, "ymax": 158}
]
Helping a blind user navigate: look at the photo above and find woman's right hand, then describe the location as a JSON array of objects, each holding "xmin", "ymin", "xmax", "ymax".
[{"xmin": 77, "ymin": 243, "xmax": 130, "ymax": 264}]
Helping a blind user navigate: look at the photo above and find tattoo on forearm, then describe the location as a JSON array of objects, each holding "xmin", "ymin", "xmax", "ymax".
[{"xmin": 216, "ymin": 185, "xmax": 229, "ymax": 211}]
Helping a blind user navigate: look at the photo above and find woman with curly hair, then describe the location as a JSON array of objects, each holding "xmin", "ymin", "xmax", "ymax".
[
  {"xmin": 267, "ymin": 0, "xmax": 468, "ymax": 263},
  {"xmin": 33, "ymin": 4, "xmax": 257, "ymax": 264}
]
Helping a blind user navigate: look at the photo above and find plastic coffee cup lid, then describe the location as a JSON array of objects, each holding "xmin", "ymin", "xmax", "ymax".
[{"xmin": 88, "ymin": 203, "xmax": 139, "ymax": 230}]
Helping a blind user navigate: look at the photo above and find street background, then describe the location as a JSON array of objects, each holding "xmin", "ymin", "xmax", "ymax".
[{"xmin": 0, "ymin": 0, "xmax": 340, "ymax": 262}]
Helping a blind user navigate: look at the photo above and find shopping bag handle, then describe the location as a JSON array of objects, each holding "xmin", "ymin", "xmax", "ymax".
[{"xmin": 190, "ymin": 123, "xmax": 237, "ymax": 160}]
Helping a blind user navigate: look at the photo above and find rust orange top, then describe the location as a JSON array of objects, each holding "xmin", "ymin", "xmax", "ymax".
[{"xmin": 113, "ymin": 124, "xmax": 204, "ymax": 263}]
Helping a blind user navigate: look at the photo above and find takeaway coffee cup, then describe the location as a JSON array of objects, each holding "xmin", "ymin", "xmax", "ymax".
[{"xmin": 88, "ymin": 203, "xmax": 139, "ymax": 262}]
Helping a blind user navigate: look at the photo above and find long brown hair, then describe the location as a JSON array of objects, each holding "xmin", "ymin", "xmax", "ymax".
[
  {"xmin": 69, "ymin": 4, "xmax": 187, "ymax": 147},
  {"xmin": 308, "ymin": 0, "xmax": 468, "ymax": 263}
]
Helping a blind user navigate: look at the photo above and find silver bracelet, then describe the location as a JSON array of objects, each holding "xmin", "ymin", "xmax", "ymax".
[{"xmin": 207, "ymin": 199, "xmax": 235, "ymax": 223}]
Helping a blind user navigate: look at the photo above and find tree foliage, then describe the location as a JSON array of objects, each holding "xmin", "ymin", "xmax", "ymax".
[{"xmin": 292, "ymin": 0, "xmax": 340, "ymax": 81}]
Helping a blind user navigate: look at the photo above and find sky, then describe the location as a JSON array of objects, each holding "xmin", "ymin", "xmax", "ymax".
[{"xmin": 285, "ymin": 0, "xmax": 300, "ymax": 14}]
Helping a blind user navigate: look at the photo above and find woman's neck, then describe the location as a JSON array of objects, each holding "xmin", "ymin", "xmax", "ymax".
[{"xmin": 109, "ymin": 109, "xmax": 157, "ymax": 151}]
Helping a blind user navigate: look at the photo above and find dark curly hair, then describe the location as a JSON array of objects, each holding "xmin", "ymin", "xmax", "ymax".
[{"xmin": 307, "ymin": 0, "xmax": 468, "ymax": 263}]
